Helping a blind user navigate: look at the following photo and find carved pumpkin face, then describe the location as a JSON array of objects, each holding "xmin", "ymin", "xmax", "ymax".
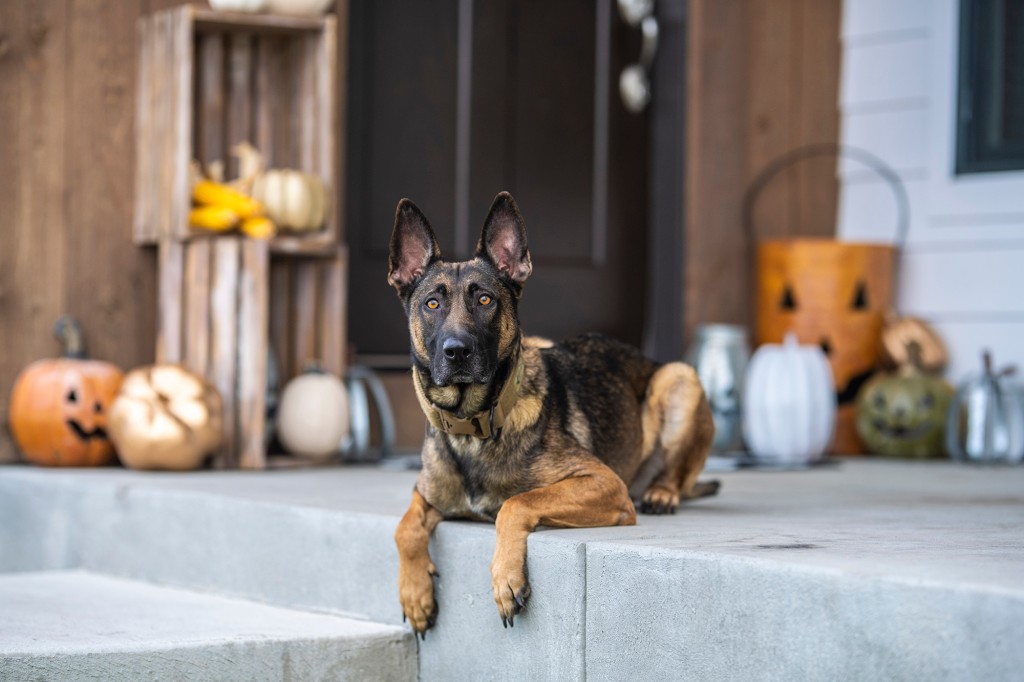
[
  {"xmin": 756, "ymin": 240, "xmax": 895, "ymax": 453},
  {"xmin": 856, "ymin": 369, "xmax": 952, "ymax": 458},
  {"xmin": 8, "ymin": 358, "xmax": 124, "ymax": 466}
]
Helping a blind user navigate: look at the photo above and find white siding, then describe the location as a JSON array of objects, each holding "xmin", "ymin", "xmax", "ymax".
[{"xmin": 838, "ymin": 0, "xmax": 1024, "ymax": 384}]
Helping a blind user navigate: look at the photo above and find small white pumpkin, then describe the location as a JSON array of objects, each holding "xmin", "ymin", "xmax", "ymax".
[
  {"xmin": 208, "ymin": 0, "xmax": 269, "ymax": 13},
  {"xmin": 264, "ymin": 0, "xmax": 333, "ymax": 16},
  {"xmin": 276, "ymin": 366, "xmax": 349, "ymax": 458},
  {"xmin": 743, "ymin": 333, "xmax": 836, "ymax": 464},
  {"xmin": 251, "ymin": 169, "xmax": 327, "ymax": 231},
  {"xmin": 108, "ymin": 365, "xmax": 224, "ymax": 471}
]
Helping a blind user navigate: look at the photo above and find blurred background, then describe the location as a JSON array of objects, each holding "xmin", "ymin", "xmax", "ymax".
[{"xmin": 1, "ymin": 0, "xmax": 1021, "ymax": 461}]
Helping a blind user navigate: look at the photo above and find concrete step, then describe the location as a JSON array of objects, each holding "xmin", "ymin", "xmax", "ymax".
[
  {"xmin": 2, "ymin": 462, "xmax": 1023, "ymax": 681},
  {"xmin": 0, "ymin": 570, "xmax": 416, "ymax": 682}
]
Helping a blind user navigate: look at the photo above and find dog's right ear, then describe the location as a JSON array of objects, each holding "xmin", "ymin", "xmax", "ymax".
[{"xmin": 388, "ymin": 199, "xmax": 441, "ymax": 293}]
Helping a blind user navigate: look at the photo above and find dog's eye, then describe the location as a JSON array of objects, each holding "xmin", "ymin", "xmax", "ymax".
[
  {"xmin": 478, "ymin": 294, "xmax": 492, "ymax": 306},
  {"xmin": 425, "ymin": 298, "xmax": 440, "ymax": 310}
]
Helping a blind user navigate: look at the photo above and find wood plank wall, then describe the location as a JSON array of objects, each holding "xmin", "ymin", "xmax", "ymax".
[
  {"xmin": 0, "ymin": 0, "xmax": 196, "ymax": 463},
  {"xmin": 685, "ymin": 0, "xmax": 842, "ymax": 340}
]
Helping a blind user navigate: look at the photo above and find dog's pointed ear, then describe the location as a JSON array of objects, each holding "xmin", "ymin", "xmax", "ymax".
[
  {"xmin": 476, "ymin": 191, "xmax": 532, "ymax": 285},
  {"xmin": 388, "ymin": 199, "xmax": 441, "ymax": 292}
]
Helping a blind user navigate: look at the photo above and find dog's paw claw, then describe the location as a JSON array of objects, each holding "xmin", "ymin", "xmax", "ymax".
[
  {"xmin": 640, "ymin": 486, "xmax": 680, "ymax": 515},
  {"xmin": 492, "ymin": 561, "xmax": 531, "ymax": 628}
]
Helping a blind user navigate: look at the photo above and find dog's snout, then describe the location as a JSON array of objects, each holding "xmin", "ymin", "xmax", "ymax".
[{"xmin": 442, "ymin": 336, "xmax": 474, "ymax": 361}]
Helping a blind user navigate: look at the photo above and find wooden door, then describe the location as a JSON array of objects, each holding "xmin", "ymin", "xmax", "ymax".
[{"xmin": 345, "ymin": 0, "xmax": 648, "ymax": 361}]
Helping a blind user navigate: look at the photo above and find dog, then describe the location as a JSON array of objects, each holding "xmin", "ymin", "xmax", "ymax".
[{"xmin": 390, "ymin": 191, "xmax": 719, "ymax": 635}]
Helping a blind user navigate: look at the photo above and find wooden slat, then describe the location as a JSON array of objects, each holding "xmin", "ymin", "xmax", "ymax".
[
  {"xmin": 317, "ymin": 15, "xmax": 339, "ymax": 245},
  {"xmin": 237, "ymin": 240, "xmax": 269, "ymax": 469},
  {"xmin": 319, "ymin": 246, "xmax": 348, "ymax": 377},
  {"xmin": 133, "ymin": 15, "xmax": 157, "ymax": 244},
  {"xmin": 333, "ymin": 4, "xmax": 348, "ymax": 244},
  {"xmin": 0, "ymin": 0, "xmax": 69, "ymax": 462},
  {"xmin": 184, "ymin": 240, "xmax": 212, "ymax": 375},
  {"xmin": 210, "ymin": 237, "xmax": 241, "ymax": 467},
  {"xmin": 157, "ymin": 239, "xmax": 185, "ymax": 363},
  {"xmin": 193, "ymin": 8, "xmax": 326, "ymax": 35},
  {"xmin": 170, "ymin": 7, "xmax": 194, "ymax": 241}
]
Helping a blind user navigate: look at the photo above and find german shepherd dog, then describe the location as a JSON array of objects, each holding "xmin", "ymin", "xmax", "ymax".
[{"xmin": 390, "ymin": 192, "xmax": 719, "ymax": 635}]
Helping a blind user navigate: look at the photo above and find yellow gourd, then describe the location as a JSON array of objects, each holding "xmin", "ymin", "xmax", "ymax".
[
  {"xmin": 189, "ymin": 206, "xmax": 239, "ymax": 231},
  {"xmin": 193, "ymin": 179, "xmax": 264, "ymax": 219}
]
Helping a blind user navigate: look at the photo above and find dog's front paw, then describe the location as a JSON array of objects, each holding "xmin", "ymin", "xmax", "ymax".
[
  {"xmin": 490, "ymin": 554, "xmax": 531, "ymax": 628},
  {"xmin": 641, "ymin": 483, "xmax": 679, "ymax": 514},
  {"xmin": 399, "ymin": 559, "xmax": 438, "ymax": 637}
]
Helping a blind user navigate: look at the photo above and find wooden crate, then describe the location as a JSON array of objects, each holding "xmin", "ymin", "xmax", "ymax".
[
  {"xmin": 134, "ymin": 4, "xmax": 339, "ymax": 255},
  {"xmin": 138, "ymin": 5, "xmax": 348, "ymax": 469},
  {"xmin": 159, "ymin": 237, "xmax": 347, "ymax": 469}
]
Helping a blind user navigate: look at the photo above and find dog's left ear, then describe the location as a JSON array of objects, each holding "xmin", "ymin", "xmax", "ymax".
[{"xmin": 476, "ymin": 191, "xmax": 532, "ymax": 285}]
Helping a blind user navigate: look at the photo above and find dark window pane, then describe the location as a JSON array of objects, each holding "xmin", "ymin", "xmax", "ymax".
[{"xmin": 957, "ymin": 0, "xmax": 1024, "ymax": 173}]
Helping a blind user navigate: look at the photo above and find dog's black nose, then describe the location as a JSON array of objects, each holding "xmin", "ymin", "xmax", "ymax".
[{"xmin": 442, "ymin": 336, "xmax": 474, "ymax": 361}]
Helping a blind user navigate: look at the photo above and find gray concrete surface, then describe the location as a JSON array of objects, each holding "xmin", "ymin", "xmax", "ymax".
[
  {"xmin": 0, "ymin": 570, "xmax": 416, "ymax": 681},
  {"xmin": 2, "ymin": 460, "xmax": 1023, "ymax": 681}
]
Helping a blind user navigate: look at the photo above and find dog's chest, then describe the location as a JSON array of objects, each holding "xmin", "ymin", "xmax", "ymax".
[{"xmin": 423, "ymin": 436, "xmax": 528, "ymax": 521}]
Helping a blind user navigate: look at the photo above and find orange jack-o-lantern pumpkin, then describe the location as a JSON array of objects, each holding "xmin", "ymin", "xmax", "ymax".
[
  {"xmin": 756, "ymin": 240, "xmax": 895, "ymax": 454},
  {"xmin": 8, "ymin": 316, "xmax": 124, "ymax": 467}
]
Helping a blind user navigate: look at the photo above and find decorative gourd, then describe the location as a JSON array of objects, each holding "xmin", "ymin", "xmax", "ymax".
[
  {"xmin": 743, "ymin": 333, "xmax": 836, "ymax": 464},
  {"xmin": 7, "ymin": 317, "xmax": 124, "ymax": 467},
  {"xmin": 208, "ymin": 0, "xmax": 269, "ymax": 12},
  {"xmin": 108, "ymin": 365, "xmax": 224, "ymax": 471},
  {"xmin": 276, "ymin": 365, "xmax": 349, "ymax": 458},
  {"xmin": 856, "ymin": 343, "xmax": 952, "ymax": 458},
  {"xmin": 251, "ymin": 169, "xmax": 327, "ymax": 231},
  {"xmin": 264, "ymin": 0, "xmax": 334, "ymax": 17},
  {"xmin": 946, "ymin": 352, "xmax": 1024, "ymax": 464},
  {"xmin": 881, "ymin": 314, "xmax": 948, "ymax": 373}
]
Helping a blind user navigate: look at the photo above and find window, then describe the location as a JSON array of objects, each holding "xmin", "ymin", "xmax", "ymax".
[{"xmin": 956, "ymin": 0, "xmax": 1024, "ymax": 174}]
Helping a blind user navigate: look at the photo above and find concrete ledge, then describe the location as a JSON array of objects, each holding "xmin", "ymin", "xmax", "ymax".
[
  {"xmin": 0, "ymin": 570, "xmax": 416, "ymax": 682},
  {"xmin": 2, "ymin": 462, "xmax": 1023, "ymax": 681}
]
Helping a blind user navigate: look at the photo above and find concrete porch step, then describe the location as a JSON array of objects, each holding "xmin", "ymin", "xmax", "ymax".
[
  {"xmin": 2, "ymin": 462, "xmax": 1023, "ymax": 680},
  {"xmin": 0, "ymin": 570, "xmax": 416, "ymax": 682}
]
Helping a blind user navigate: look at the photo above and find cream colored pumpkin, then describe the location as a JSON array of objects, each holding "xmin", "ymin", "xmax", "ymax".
[
  {"xmin": 264, "ymin": 0, "xmax": 333, "ymax": 17},
  {"xmin": 251, "ymin": 169, "xmax": 327, "ymax": 231},
  {"xmin": 209, "ymin": 0, "xmax": 268, "ymax": 12},
  {"xmin": 276, "ymin": 368, "xmax": 349, "ymax": 459},
  {"xmin": 108, "ymin": 365, "xmax": 223, "ymax": 471}
]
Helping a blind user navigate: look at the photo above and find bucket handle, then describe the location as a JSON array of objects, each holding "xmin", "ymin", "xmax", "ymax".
[{"xmin": 742, "ymin": 142, "xmax": 910, "ymax": 251}]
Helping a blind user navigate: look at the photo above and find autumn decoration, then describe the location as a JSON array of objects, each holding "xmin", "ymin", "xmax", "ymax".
[{"xmin": 8, "ymin": 316, "xmax": 124, "ymax": 467}]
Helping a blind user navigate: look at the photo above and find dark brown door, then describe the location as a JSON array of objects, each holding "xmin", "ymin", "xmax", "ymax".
[{"xmin": 346, "ymin": 0, "xmax": 648, "ymax": 361}]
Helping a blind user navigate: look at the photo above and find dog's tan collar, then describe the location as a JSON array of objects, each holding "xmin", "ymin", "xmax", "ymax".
[{"xmin": 423, "ymin": 352, "xmax": 525, "ymax": 440}]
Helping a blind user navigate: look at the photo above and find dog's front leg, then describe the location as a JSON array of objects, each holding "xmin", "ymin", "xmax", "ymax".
[
  {"xmin": 491, "ymin": 460, "xmax": 636, "ymax": 626},
  {"xmin": 395, "ymin": 489, "xmax": 443, "ymax": 636}
]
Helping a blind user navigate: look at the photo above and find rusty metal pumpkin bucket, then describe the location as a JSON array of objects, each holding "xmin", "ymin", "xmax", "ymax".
[{"xmin": 745, "ymin": 144, "xmax": 909, "ymax": 454}]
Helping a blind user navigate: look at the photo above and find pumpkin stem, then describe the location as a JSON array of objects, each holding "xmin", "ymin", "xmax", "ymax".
[
  {"xmin": 53, "ymin": 315, "xmax": 86, "ymax": 359},
  {"xmin": 904, "ymin": 340, "xmax": 923, "ymax": 372}
]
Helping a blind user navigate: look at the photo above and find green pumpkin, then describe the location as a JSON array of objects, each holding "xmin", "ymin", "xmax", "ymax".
[{"xmin": 856, "ymin": 344, "xmax": 953, "ymax": 458}]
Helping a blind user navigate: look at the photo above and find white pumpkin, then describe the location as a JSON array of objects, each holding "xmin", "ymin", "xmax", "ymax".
[
  {"xmin": 276, "ymin": 367, "xmax": 349, "ymax": 458},
  {"xmin": 208, "ymin": 0, "xmax": 269, "ymax": 13},
  {"xmin": 264, "ymin": 0, "xmax": 333, "ymax": 17},
  {"xmin": 743, "ymin": 333, "xmax": 836, "ymax": 464},
  {"xmin": 251, "ymin": 169, "xmax": 327, "ymax": 231},
  {"xmin": 108, "ymin": 365, "xmax": 223, "ymax": 471}
]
